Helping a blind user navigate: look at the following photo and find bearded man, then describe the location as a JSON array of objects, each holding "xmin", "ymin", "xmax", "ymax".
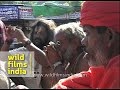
[{"xmin": 52, "ymin": 1, "xmax": 120, "ymax": 89}]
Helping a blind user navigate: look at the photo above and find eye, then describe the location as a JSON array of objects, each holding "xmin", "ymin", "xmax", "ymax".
[
  {"xmin": 56, "ymin": 41, "xmax": 61, "ymax": 45},
  {"xmin": 53, "ymin": 40, "xmax": 61, "ymax": 49},
  {"xmin": 34, "ymin": 30, "xmax": 38, "ymax": 34},
  {"xmin": 83, "ymin": 29, "xmax": 88, "ymax": 36},
  {"xmin": 85, "ymin": 32, "xmax": 89, "ymax": 36},
  {"xmin": 83, "ymin": 28, "xmax": 90, "ymax": 36}
]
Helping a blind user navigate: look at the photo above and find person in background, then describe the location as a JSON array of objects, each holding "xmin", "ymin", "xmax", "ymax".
[
  {"xmin": 23, "ymin": 18, "xmax": 57, "ymax": 89},
  {"xmin": 41, "ymin": 22, "xmax": 89, "ymax": 88},
  {"xmin": 30, "ymin": 18, "xmax": 56, "ymax": 50},
  {"xmin": 52, "ymin": 1, "xmax": 120, "ymax": 89},
  {"xmin": 7, "ymin": 18, "xmax": 57, "ymax": 89},
  {"xmin": 0, "ymin": 20, "xmax": 25, "ymax": 89},
  {"xmin": 0, "ymin": 20, "xmax": 10, "ymax": 89}
]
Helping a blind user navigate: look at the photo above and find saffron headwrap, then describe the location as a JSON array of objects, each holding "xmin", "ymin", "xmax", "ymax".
[{"xmin": 80, "ymin": 1, "xmax": 120, "ymax": 33}]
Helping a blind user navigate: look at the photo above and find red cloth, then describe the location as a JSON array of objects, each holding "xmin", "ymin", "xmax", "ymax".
[
  {"xmin": 80, "ymin": 1, "xmax": 120, "ymax": 33},
  {"xmin": 0, "ymin": 20, "xmax": 6, "ymax": 42},
  {"xmin": 53, "ymin": 55, "xmax": 120, "ymax": 89}
]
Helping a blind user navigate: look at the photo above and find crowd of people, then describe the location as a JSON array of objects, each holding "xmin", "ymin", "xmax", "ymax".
[{"xmin": 0, "ymin": 1, "xmax": 119, "ymax": 89}]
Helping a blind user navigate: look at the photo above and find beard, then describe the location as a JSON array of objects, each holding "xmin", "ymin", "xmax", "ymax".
[
  {"xmin": 63, "ymin": 46, "xmax": 74, "ymax": 62},
  {"xmin": 32, "ymin": 38, "xmax": 46, "ymax": 50},
  {"xmin": 84, "ymin": 46, "xmax": 108, "ymax": 67},
  {"xmin": 94, "ymin": 47, "xmax": 108, "ymax": 66}
]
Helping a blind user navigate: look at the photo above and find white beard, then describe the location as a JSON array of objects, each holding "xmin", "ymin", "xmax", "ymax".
[{"xmin": 63, "ymin": 46, "xmax": 73, "ymax": 62}]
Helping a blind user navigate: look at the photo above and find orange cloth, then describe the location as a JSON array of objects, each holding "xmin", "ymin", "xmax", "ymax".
[
  {"xmin": 53, "ymin": 55, "xmax": 120, "ymax": 89},
  {"xmin": 80, "ymin": 1, "xmax": 120, "ymax": 33}
]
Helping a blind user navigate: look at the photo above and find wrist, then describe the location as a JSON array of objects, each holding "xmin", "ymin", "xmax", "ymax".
[
  {"xmin": 19, "ymin": 37, "xmax": 28, "ymax": 43},
  {"xmin": 22, "ymin": 39, "xmax": 32, "ymax": 47}
]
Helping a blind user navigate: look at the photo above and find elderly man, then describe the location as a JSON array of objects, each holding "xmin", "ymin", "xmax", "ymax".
[
  {"xmin": 51, "ymin": 1, "xmax": 120, "ymax": 89},
  {"xmin": 41, "ymin": 22, "xmax": 89, "ymax": 88}
]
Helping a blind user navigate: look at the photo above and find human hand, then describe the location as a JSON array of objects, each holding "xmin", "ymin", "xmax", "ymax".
[
  {"xmin": 5, "ymin": 25, "xmax": 14, "ymax": 40},
  {"xmin": 6, "ymin": 25, "xmax": 28, "ymax": 43},
  {"xmin": 43, "ymin": 41, "xmax": 62, "ymax": 66}
]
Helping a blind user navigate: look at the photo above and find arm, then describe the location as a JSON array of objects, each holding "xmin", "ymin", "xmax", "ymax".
[
  {"xmin": 23, "ymin": 41, "xmax": 50, "ymax": 67},
  {"xmin": 41, "ymin": 43, "xmax": 69, "ymax": 88},
  {"xmin": 6, "ymin": 26, "xmax": 50, "ymax": 67},
  {"xmin": 41, "ymin": 64, "xmax": 66, "ymax": 88},
  {"xmin": 1, "ymin": 26, "xmax": 13, "ymax": 51},
  {"xmin": 1, "ymin": 39, "xmax": 13, "ymax": 51}
]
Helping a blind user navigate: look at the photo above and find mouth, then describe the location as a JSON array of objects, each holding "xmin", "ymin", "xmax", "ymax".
[
  {"xmin": 35, "ymin": 39, "xmax": 40, "ymax": 43},
  {"xmin": 34, "ymin": 38, "xmax": 42, "ymax": 44},
  {"xmin": 82, "ymin": 45, "xmax": 89, "ymax": 53}
]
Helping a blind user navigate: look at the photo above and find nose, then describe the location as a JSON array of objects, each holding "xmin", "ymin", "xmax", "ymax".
[
  {"xmin": 34, "ymin": 32, "xmax": 41, "ymax": 38},
  {"xmin": 36, "ymin": 30, "xmax": 41, "ymax": 34}
]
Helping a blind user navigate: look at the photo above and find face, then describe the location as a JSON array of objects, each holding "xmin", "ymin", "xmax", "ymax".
[
  {"xmin": 82, "ymin": 25, "xmax": 109, "ymax": 66},
  {"xmin": 32, "ymin": 25, "xmax": 48, "ymax": 49},
  {"xmin": 53, "ymin": 32, "xmax": 82, "ymax": 62}
]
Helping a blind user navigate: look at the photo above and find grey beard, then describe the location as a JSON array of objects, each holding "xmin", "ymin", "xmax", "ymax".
[
  {"xmin": 63, "ymin": 47, "xmax": 74, "ymax": 62},
  {"xmin": 88, "ymin": 47, "xmax": 108, "ymax": 67}
]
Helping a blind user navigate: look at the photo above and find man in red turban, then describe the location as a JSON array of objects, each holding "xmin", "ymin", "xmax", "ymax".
[{"xmin": 52, "ymin": 1, "xmax": 120, "ymax": 89}]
